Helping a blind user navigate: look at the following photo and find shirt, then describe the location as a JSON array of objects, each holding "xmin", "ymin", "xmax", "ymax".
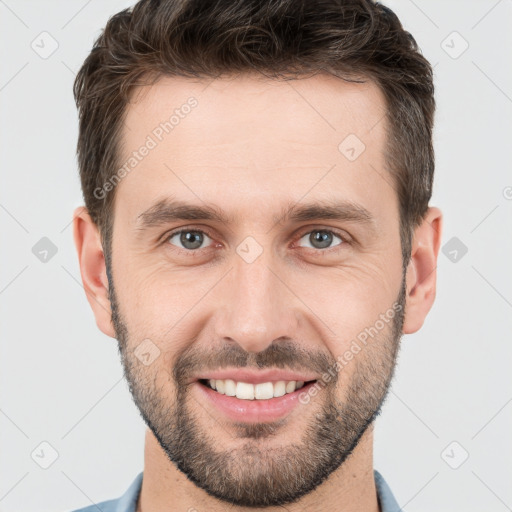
[{"xmin": 70, "ymin": 469, "xmax": 401, "ymax": 512}]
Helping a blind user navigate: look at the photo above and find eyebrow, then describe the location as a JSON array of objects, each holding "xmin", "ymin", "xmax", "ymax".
[{"xmin": 135, "ymin": 197, "xmax": 377, "ymax": 234}]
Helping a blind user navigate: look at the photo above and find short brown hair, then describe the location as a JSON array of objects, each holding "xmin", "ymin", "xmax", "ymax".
[{"xmin": 74, "ymin": 0, "xmax": 435, "ymax": 270}]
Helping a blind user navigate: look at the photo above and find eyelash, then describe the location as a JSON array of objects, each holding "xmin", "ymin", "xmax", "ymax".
[{"xmin": 161, "ymin": 226, "xmax": 351, "ymax": 255}]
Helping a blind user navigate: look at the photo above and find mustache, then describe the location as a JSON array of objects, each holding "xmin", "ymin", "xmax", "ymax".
[{"xmin": 173, "ymin": 339, "xmax": 334, "ymax": 386}]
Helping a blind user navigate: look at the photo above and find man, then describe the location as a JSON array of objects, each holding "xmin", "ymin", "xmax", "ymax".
[{"xmin": 71, "ymin": 0, "xmax": 442, "ymax": 510}]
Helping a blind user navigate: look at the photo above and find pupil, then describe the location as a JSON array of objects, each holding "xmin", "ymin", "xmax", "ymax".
[
  {"xmin": 311, "ymin": 231, "xmax": 332, "ymax": 249},
  {"xmin": 181, "ymin": 231, "xmax": 203, "ymax": 250}
]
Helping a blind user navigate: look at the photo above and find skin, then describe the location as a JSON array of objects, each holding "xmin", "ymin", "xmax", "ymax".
[{"xmin": 73, "ymin": 72, "xmax": 442, "ymax": 512}]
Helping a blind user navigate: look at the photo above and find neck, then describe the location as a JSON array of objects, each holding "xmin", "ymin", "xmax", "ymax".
[{"xmin": 136, "ymin": 426, "xmax": 380, "ymax": 512}]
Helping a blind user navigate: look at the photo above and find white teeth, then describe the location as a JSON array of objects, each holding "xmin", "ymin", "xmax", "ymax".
[
  {"xmin": 254, "ymin": 382, "xmax": 274, "ymax": 400},
  {"xmin": 236, "ymin": 382, "xmax": 255, "ymax": 400},
  {"xmin": 273, "ymin": 381, "xmax": 286, "ymax": 397},
  {"xmin": 224, "ymin": 379, "xmax": 236, "ymax": 396},
  {"xmin": 205, "ymin": 379, "xmax": 310, "ymax": 400},
  {"xmin": 285, "ymin": 381, "xmax": 297, "ymax": 393},
  {"xmin": 215, "ymin": 379, "xmax": 225, "ymax": 394}
]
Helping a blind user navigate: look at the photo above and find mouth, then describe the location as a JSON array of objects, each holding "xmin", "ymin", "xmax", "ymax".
[
  {"xmin": 194, "ymin": 378, "xmax": 319, "ymax": 423},
  {"xmin": 197, "ymin": 378, "xmax": 317, "ymax": 400}
]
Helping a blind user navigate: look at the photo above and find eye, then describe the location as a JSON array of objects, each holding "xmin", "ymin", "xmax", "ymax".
[
  {"xmin": 296, "ymin": 229, "xmax": 345, "ymax": 251},
  {"xmin": 162, "ymin": 227, "xmax": 348, "ymax": 255},
  {"xmin": 166, "ymin": 229, "xmax": 213, "ymax": 251}
]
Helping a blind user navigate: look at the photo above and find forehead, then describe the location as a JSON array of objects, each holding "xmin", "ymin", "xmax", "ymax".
[
  {"xmin": 116, "ymin": 73, "xmax": 394, "ymax": 229},
  {"xmin": 125, "ymin": 72, "xmax": 387, "ymax": 151}
]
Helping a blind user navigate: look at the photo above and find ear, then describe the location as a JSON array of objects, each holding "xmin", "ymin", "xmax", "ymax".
[
  {"xmin": 402, "ymin": 206, "xmax": 443, "ymax": 334},
  {"xmin": 72, "ymin": 206, "xmax": 116, "ymax": 338}
]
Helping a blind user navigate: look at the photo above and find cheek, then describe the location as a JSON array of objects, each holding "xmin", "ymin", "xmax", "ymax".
[
  {"xmin": 116, "ymin": 257, "xmax": 182, "ymax": 310},
  {"xmin": 113, "ymin": 261, "xmax": 216, "ymax": 357},
  {"xmin": 299, "ymin": 259, "xmax": 401, "ymax": 383},
  {"xmin": 293, "ymin": 255, "xmax": 398, "ymax": 332},
  {"xmin": 323, "ymin": 313, "xmax": 398, "ymax": 393}
]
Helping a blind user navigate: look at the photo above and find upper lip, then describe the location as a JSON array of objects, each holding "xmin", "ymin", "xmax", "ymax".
[{"xmin": 193, "ymin": 369, "xmax": 318, "ymax": 385}]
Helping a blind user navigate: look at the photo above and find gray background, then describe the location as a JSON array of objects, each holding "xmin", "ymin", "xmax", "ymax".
[{"xmin": 1, "ymin": 1, "xmax": 511, "ymax": 511}]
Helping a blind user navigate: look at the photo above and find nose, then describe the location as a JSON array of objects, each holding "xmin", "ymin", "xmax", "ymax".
[{"xmin": 214, "ymin": 251, "xmax": 299, "ymax": 354}]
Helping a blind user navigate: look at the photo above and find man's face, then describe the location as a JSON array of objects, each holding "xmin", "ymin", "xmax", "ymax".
[{"xmin": 108, "ymin": 73, "xmax": 406, "ymax": 507}]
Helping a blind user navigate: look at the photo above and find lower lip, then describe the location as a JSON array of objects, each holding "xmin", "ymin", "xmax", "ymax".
[{"xmin": 194, "ymin": 381, "xmax": 317, "ymax": 423}]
